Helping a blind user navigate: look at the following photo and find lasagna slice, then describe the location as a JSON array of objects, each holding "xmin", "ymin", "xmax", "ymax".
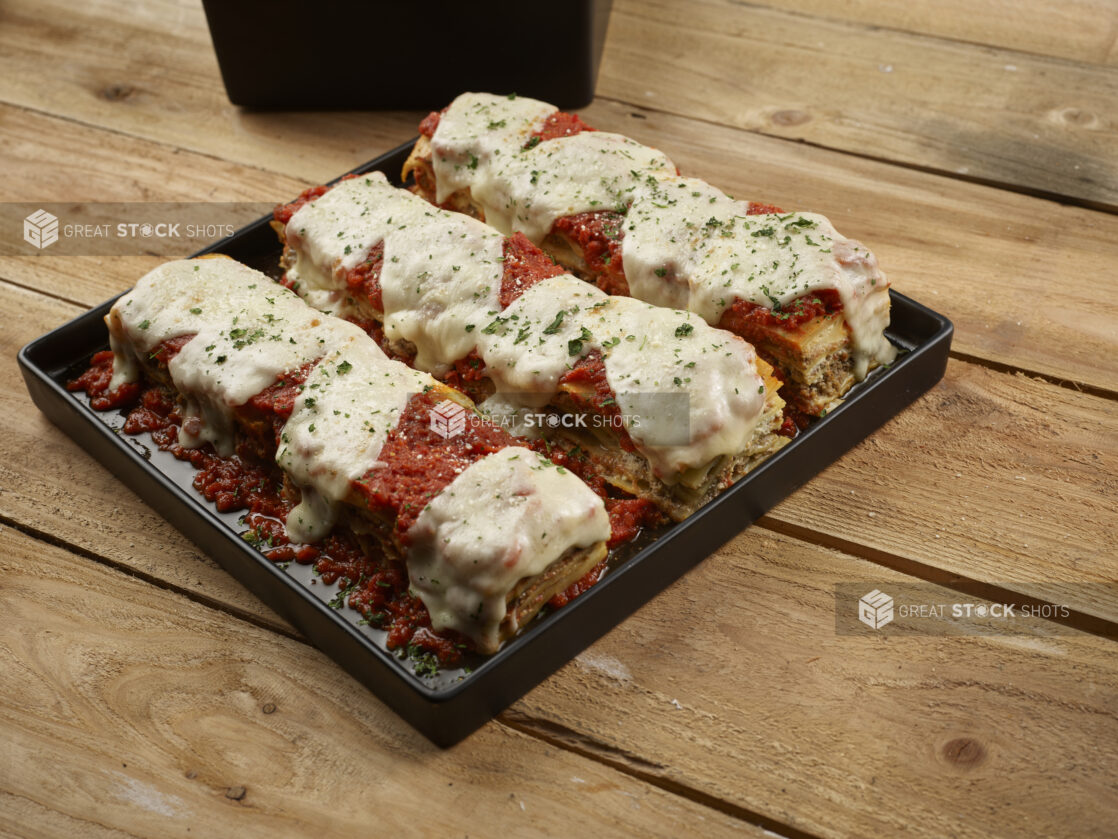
[
  {"xmin": 97, "ymin": 256, "xmax": 609, "ymax": 654},
  {"xmin": 403, "ymin": 92, "xmax": 897, "ymax": 418},
  {"xmin": 274, "ymin": 174, "xmax": 788, "ymax": 521}
]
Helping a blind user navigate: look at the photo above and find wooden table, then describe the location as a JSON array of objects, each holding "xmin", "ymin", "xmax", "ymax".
[{"xmin": 2, "ymin": 1, "xmax": 1116, "ymax": 836}]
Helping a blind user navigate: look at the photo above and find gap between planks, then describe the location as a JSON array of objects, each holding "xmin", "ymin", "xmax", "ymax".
[
  {"xmin": 595, "ymin": 93, "xmax": 1118, "ymax": 218},
  {"xmin": 756, "ymin": 516, "xmax": 1118, "ymax": 640},
  {"xmin": 0, "ymin": 511, "xmax": 303, "ymax": 643},
  {"xmin": 0, "ymin": 516, "xmax": 814, "ymax": 839},
  {"xmin": 724, "ymin": 0, "xmax": 1114, "ymax": 69},
  {"xmin": 499, "ymin": 711, "xmax": 823, "ymax": 839}
]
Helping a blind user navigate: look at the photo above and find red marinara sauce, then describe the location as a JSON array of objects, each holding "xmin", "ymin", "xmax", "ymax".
[
  {"xmin": 557, "ymin": 350, "xmax": 638, "ymax": 454},
  {"xmin": 344, "ymin": 241, "xmax": 386, "ymax": 313},
  {"xmin": 500, "ymin": 231, "xmax": 566, "ymax": 305},
  {"xmin": 529, "ymin": 111, "xmax": 595, "ymax": 143},
  {"xmin": 551, "ymin": 211, "xmax": 629, "ymax": 295},
  {"xmin": 352, "ymin": 390, "xmax": 513, "ymax": 541},
  {"xmin": 66, "ymin": 351, "xmax": 140, "ymax": 410},
  {"xmin": 418, "ymin": 109, "xmax": 444, "ymax": 138},
  {"xmin": 717, "ymin": 288, "xmax": 844, "ymax": 342},
  {"xmin": 273, "ymin": 174, "xmax": 359, "ymax": 227}
]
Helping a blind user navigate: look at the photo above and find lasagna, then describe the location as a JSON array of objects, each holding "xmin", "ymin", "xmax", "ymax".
[
  {"xmin": 403, "ymin": 92, "xmax": 898, "ymax": 418},
  {"xmin": 273, "ymin": 173, "xmax": 788, "ymax": 520},
  {"xmin": 80, "ymin": 256, "xmax": 611, "ymax": 655}
]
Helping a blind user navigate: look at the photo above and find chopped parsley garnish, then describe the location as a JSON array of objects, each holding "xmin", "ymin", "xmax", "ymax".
[{"xmin": 542, "ymin": 310, "xmax": 566, "ymax": 334}]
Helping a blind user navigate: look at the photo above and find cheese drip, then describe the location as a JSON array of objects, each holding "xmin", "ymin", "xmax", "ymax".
[
  {"xmin": 406, "ymin": 447, "xmax": 610, "ymax": 653},
  {"xmin": 285, "ymin": 172, "xmax": 504, "ymax": 376},
  {"xmin": 430, "ymin": 92, "xmax": 896, "ymax": 378}
]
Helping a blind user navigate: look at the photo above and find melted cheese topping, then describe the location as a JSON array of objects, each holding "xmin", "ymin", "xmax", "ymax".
[
  {"xmin": 284, "ymin": 176, "xmax": 770, "ymax": 480},
  {"xmin": 110, "ymin": 258, "xmax": 426, "ymax": 542},
  {"xmin": 406, "ymin": 446, "xmax": 609, "ymax": 652},
  {"xmin": 476, "ymin": 275, "xmax": 766, "ymax": 479},
  {"xmin": 277, "ymin": 337, "xmax": 431, "ymax": 543},
  {"xmin": 621, "ymin": 177, "xmax": 896, "ymax": 378},
  {"xmin": 109, "ymin": 258, "xmax": 369, "ymax": 455},
  {"xmin": 430, "ymin": 92, "xmax": 896, "ymax": 378},
  {"xmin": 429, "ymin": 93, "xmax": 555, "ymax": 204},
  {"xmin": 110, "ymin": 258, "xmax": 609, "ymax": 610},
  {"xmin": 285, "ymin": 173, "xmax": 504, "ymax": 376}
]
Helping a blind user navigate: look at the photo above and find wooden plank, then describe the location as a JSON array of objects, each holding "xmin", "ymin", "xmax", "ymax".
[
  {"xmin": 0, "ymin": 527, "xmax": 759, "ymax": 839},
  {"xmin": 509, "ymin": 526, "xmax": 1118, "ymax": 839},
  {"xmin": 737, "ymin": 0, "xmax": 1118, "ymax": 65},
  {"xmin": 767, "ymin": 358, "xmax": 1118, "ymax": 622},
  {"xmin": 0, "ymin": 0, "xmax": 420, "ymax": 187},
  {"xmin": 0, "ymin": 281, "xmax": 294, "ymax": 632},
  {"xmin": 2, "ymin": 100, "xmax": 1118, "ymax": 397},
  {"xmin": 3, "ymin": 0, "xmax": 1117, "ymax": 215},
  {"xmin": 597, "ymin": 0, "xmax": 1118, "ymax": 208}
]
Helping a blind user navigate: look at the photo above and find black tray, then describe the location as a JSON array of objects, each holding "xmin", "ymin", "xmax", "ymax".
[{"xmin": 18, "ymin": 140, "xmax": 953, "ymax": 746}]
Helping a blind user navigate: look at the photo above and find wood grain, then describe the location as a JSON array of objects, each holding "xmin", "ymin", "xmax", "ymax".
[
  {"xmin": 727, "ymin": 0, "xmax": 1118, "ymax": 65},
  {"xmin": 0, "ymin": 282, "xmax": 293, "ymax": 631},
  {"xmin": 768, "ymin": 359, "xmax": 1118, "ymax": 623},
  {"xmin": 3, "ymin": 274, "xmax": 1116, "ymax": 835},
  {"xmin": 3, "ymin": 0, "xmax": 1116, "ymax": 835},
  {"xmin": 3, "ymin": 99, "xmax": 1118, "ymax": 397},
  {"xmin": 0, "ymin": 527, "xmax": 760, "ymax": 839},
  {"xmin": 0, "ymin": 0, "xmax": 420, "ymax": 187},
  {"xmin": 598, "ymin": 0, "xmax": 1118, "ymax": 208},
  {"xmin": 510, "ymin": 526, "xmax": 1118, "ymax": 839}
]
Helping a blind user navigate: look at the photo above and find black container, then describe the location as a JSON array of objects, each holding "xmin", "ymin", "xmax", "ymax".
[
  {"xmin": 19, "ymin": 141, "xmax": 953, "ymax": 746},
  {"xmin": 201, "ymin": 1, "xmax": 614, "ymax": 110}
]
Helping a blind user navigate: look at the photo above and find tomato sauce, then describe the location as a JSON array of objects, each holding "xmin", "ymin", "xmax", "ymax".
[
  {"xmin": 746, "ymin": 201, "xmax": 785, "ymax": 215},
  {"xmin": 418, "ymin": 109, "xmax": 444, "ymax": 138},
  {"xmin": 352, "ymin": 390, "xmax": 513, "ymax": 541},
  {"xmin": 530, "ymin": 111, "xmax": 595, "ymax": 143},
  {"xmin": 343, "ymin": 241, "xmax": 385, "ymax": 313},
  {"xmin": 717, "ymin": 288, "xmax": 844, "ymax": 339},
  {"xmin": 500, "ymin": 231, "xmax": 565, "ymax": 306},
  {"xmin": 558, "ymin": 350, "xmax": 638, "ymax": 453},
  {"xmin": 550, "ymin": 211, "xmax": 629, "ymax": 295},
  {"xmin": 272, "ymin": 174, "xmax": 359, "ymax": 227},
  {"xmin": 70, "ymin": 350, "xmax": 473, "ymax": 667},
  {"xmin": 66, "ymin": 351, "xmax": 140, "ymax": 410}
]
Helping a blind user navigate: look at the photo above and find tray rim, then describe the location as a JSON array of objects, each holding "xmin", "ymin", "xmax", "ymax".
[{"xmin": 17, "ymin": 140, "xmax": 954, "ymax": 742}]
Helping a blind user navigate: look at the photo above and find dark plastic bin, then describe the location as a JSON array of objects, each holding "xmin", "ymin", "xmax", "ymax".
[{"xmin": 201, "ymin": 1, "xmax": 614, "ymax": 110}]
